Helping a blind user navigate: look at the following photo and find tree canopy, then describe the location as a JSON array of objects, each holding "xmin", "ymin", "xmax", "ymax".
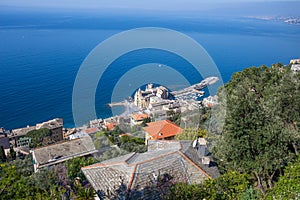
[
  {"xmin": 213, "ymin": 64, "xmax": 300, "ymax": 194},
  {"xmin": 175, "ymin": 128, "xmax": 207, "ymax": 140},
  {"xmin": 265, "ymin": 155, "xmax": 300, "ymax": 199},
  {"xmin": 26, "ymin": 128, "xmax": 52, "ymax": 148}
]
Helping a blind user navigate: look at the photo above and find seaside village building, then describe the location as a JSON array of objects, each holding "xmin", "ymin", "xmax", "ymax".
[
  {"xmin": 10, "ymin": 118, "xmax": 63, "ymax": 148},
  {"xmin": 290, "ymin": 59, "xmax": 300, "ymax": 73},
  {"xmin": 130, "ymin": 113, "xmax": 150, "ymax": 126},
  {"xmin": 134, "ymin": 83, "xmax": 169, "ymax": 109},
  {"xmin": 35, "ymin": 118, "xmax": 64, "ymax": 142},
  {"xmin": 202, "ymin": 95, "xmax": 218, "ymax": 108},
  {"xmin": 143, "ymin": 120, "xmax": 182, "ymax": 144},
  {"xmin": 31, "ymin": 135, "xmax": 97, "ymax": 172},
  {"xmin": 82, "ymin": 139, "xmax": 219, "ymax": 199}
]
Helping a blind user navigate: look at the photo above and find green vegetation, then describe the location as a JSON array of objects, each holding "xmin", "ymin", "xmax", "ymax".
[
  {"xmin": 0, "ymin": 146, "xmax": 7, "ymax": 163},
  {"xmin": 175, "ymin": 128, "xmax": 207, "ymax": 140},
  {"xmin": 90, "ymin": 131, "xmax": 111, "ymax": 150},
  {"xmin": 0, "ymin": 155, "xmax": 97, "ymax": 199},
  {"xmin": 65, "ymin": 157, "xmax": 98, "ymax": 181},
  {"xmin": 165, "ymin": 156, "xmax": 300, "ymax": 200},
  {"xmin": 0, "ymin": 155, "xmax": 65, "ymax": 199},
  {"xmin": 213, "ymin": 64, "xmax": 299, "ymax": 195},
  {"xmin": 103, "ymin": 126, "xmax": 147, "ymax": 153},
  {"xmin": 164, "ymin": 64, "xmax": 300, "ymax": 199},
  {"xmin": 265, "ymin": 155, "xmax": 300, "ymax": 199},
  {"xmin": 165, "ymin": 171, "xmax": 252, "ymax": 200},
  {"xmin": 75, "ymin": 185, "xmax": 96, "ymax": 200},
  {"xmin": 141, "ymin": 117, "xmax": 151, "ymax": 126},
  {"xmin": 167, "ymin": 110, "xmax": 181, "ymax": 125},
  {"xmin": 26, "ymin": 128, "xmax": 52, "ymax": 148}
]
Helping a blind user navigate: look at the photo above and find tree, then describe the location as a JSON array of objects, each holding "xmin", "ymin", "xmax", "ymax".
[
  {"xmin": 265, "ymin": 156, "xmax": 300, "ymax": 199},
  {"xmin": 65, "ymin": 157, "xmax": 98, "ymax": 181},
  {"xmin": 0, "ymin": 155, "xmax": 66, "ymax": 199},
  {"xmin": 167, "ymin": 110, "xmax": 181, "ymax": 125},
  {"xmin": 209, "ymin": 171, "xmax": 251, "ymax": 200},
  {"xmin": 75, "ymin": 185, "xmax": 96, "ymax": 200},
  {"xmin": 0, "ymin": 146, "xmax": 6, "ymax": 163},
  {"xmin": 9, "ymin": 146, "xmax": 16, "ymax": 161},
  {"xmin": 26, "ymin": 128, "xmax": 52, "ymax": 148},
  {"xmin": 213, "ymin": 65, "xmax": 300, "ymax": 195},
  {"xmin": 175, "ymin": 128, "xmax": 207, "ymax": 140},
  {"xmin": 141, "ymin": 117, "xmax": 151, "ymax": 127},
  {"xmin": 165, "ymin": 171, "xmax": 251, "ymax": 200},
  {"xmin": 0, "ymin": 163, "xmax": 17, "ymax": 197}
]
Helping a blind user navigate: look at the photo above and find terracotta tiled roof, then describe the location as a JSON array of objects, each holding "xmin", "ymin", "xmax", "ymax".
[
  {"xmin": 143, "ymin": 120, "xmax": 182, "ymax": 139},
  {"xmin": 85, "ymin": 127, "xmax": 100, "ymax": 134},
  {"xmin": 81, "ymin": 140, "xmax": 217, "ymax": 199},
  {"xmin": 106, "ymin": 122, "xmax": 118, "ymax": 131},
  {"xmin": 131, "ymin": 113, "xmax": 149, "ymax": 121}
]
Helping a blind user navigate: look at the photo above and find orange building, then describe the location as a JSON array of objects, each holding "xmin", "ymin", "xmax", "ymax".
[
  {"xmin": 143, "ymin": 120, "xmax": 182, "ymax": 144},
  {"xmin": 130, "ymin": 113, "xmax": 150, "ymax": 126}
]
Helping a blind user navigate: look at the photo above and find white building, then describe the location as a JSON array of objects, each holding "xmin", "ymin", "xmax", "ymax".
[
  {"xmin": 134, "ymin": 84, "xmax": 169, "ymax": 109},
  {"xmin": 290, "ymin": 59, "xmax": 300, "ymax": 73}
]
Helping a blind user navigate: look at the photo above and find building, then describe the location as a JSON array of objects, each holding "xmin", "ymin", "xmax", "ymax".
[
  {"xmin": 11, "ymin": 126, "xmax": 36, "ymax": 138},
  {"xmin": 63, "ymin": 128, "xmax": 77, "ymax": 140},
  {"xmin": 0, "ymin": 134, "xmax": 10, "ymax": 156},
  {"xmin": 0, "ymin": 127, "xmax": 5, "ymax": 134},
  {"xmin": 67, "ymin": 126, "xmax": 99, "ymax": 140},
  {"xmin": 291, "ymin": 64, "xmax": 300, "ymax": 73},
  {"xmin": 85, "ymin": 127, "xmax": 100, "ymax": 134},
  {"xmin": 31, "ymin": 135, "xmax": 97, "ymax": 172},
  {"xmin": 16, "ymin": 137, "xmax": 31, "ymax": 148},
  {"xmin": 202, "ymin": 95, "xmax": 218, "ymax": 108},
  {"xmin": 82, "ymin": 140, "xmax": 219, "ymax": 199},
  {"xmin": 68, "ymin": 131, "xmax": 88, "ymax": 140},
  {"xmin": 104, "ymin": 122, "xmax": 118, "ymax": 131},
  {"xmin": 290, "ymin": 59, "xmax": 300, "ymax": 64},
  {"xmin": 102, "ymin": 117, "xmax": 120, "ymax": 131},
  {"xmin": 10, "ymin": 126, "xmax": 36, "ymax": 147},
  {"xmin": 36, "ymin": 118, "xmax": 64, "ymax": 142},
  {"xmin": 143, "ymin": 120, "xmax": 182, "ymax": 144},
  {"xmin": 89, "ymin": 118, "xmax": 103, "ymax": 128},
  {"xmin": 290, "ymin": 59, "xmax": 300, "ymax": 73},
  {"xmin": 130, "ymin": 113, "xmax": 150, "ymax": 126},
  {"xmin": 10, "ymin": 118, "xmax": 64, "ymax": 147},
  {"xmin": 134, "ymin": 84, "xmax": 169, "ymax": 109}
]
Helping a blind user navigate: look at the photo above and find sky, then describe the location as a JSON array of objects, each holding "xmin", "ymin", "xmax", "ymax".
[
  {"xmin": 0, "ymin": 0, "xmax": 298, "ymax": 11},
  {"xmin": 0, "ymin": 0, "xmax": 299, "ymax": 17}
]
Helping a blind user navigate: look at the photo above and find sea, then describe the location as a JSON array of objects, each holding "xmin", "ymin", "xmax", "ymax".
[{"xmin": 0, "ymin": 10, "xmax": 300, "ymax": 130}]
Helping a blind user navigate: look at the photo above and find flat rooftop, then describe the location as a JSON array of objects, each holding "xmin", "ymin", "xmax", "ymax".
[{"xmin": 33, "ymin": 135, "xmax": 97, "ymax": 168}]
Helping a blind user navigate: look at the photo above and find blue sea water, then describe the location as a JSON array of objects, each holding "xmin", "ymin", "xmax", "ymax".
[{"xmin": 0, "ymin": 11, "xmax": 300, "ymax": 130}]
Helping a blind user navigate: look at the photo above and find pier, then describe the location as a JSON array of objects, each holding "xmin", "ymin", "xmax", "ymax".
[{"xmin": 108, "ymin": 100, "xmax": 128, "ymax": 108}]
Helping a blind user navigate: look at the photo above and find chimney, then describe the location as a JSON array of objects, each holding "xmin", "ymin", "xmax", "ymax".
[
  {"xmin": 198, "ymin": 138, "xmax": 207, "ymax": 146},
  {"xmin": 202, "ymin": 157, "xmax": 210, "ymax": 165}
]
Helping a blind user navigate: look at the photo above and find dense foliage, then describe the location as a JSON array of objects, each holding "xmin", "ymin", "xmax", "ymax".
[
  {"xmin": 65, "ymin": 157, "xmax": 98, "ymax": 181},
  {"xmin": 175, "ymin": 128, "xmax": 207, "ymax": 140},
  {"xmin": 0, "ymin": 155, "xmax": 98, "ymax": 199},
  {"xmin": 165, "ymin": 171, "xmax": 252, "ymax": 200},
  {"xmin": 213, "ymin": 64, "xmax": 300, "ymax": 195},
  {"xmin": 265, "ymin": 155, "xmax": 300, "ymax": 199},
  {"xmin": 103, "ymin": 126, "xmax": 147, "ymax": 153},
  {"xmin": 26, "ymin": 128, "xmax": 52, "ymax": 148}
]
